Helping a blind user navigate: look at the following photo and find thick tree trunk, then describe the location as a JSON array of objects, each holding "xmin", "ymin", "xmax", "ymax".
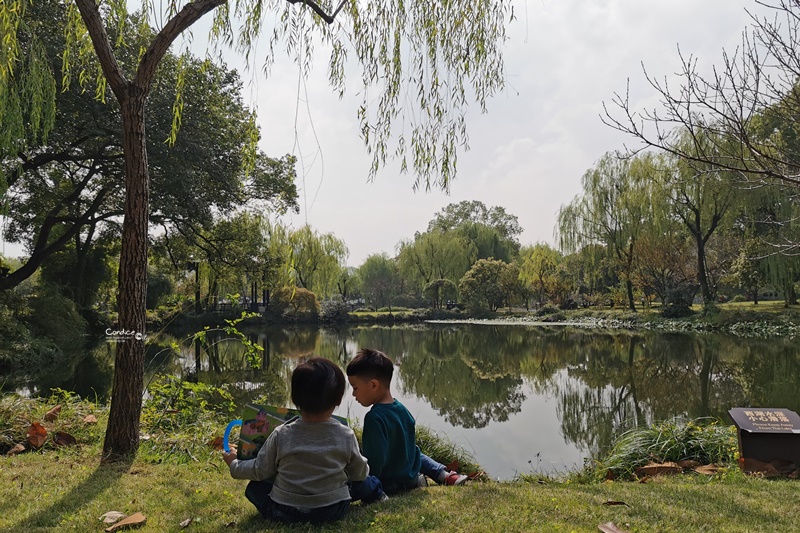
[{"xmin": 102, "ymin": 93, "xmax": 149, "ymax": 461}]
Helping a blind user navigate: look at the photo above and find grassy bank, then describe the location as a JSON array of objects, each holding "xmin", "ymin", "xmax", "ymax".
[
  {"xmin": 4, "ymin": 450, "xmax": 800, "ymax": 532},
  {"xmin": 3, "ymin": 392, "xmax": 800, "ymax": 532}
]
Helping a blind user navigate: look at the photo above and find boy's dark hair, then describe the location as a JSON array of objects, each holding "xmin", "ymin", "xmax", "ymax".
[
  {"xmin": 291, "ymin": 357, "xmax": 346, "ymax": 414},
  {"xmin": 346, "ymin": 348, "xmax": 394, "ymax": 386}
]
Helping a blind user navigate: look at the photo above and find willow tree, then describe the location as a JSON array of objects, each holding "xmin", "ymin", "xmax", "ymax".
[
  {"xmin": 2, "ymin": 0, "xmax": 512, "ymax": 459},
  {"xmin": 557, "ymin": 153, "xmax": 653, "ymax": 311}
]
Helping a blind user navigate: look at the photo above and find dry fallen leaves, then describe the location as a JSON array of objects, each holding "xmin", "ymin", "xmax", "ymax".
[
  {"xmin": 44, "ymin": 404, "xmax": 62, "ymax": 422},
  {"xmin": 6, "ymin": 443, "xmax": 26, "ymax": 456},
  {"xmin": 104, "ymin": 512, "xmax": 146, "ymax": 532},
  {"xmin": 99, "ymin": 511, "xmax": 127, "ymax": 525},
  {"xmin": 26, "ymin": 422, "xmax": 48, "ymax": 449},
  {"xmin": 634, "ymin": 462, "xmax": 682, "ymax": 478},
  {"xmin": 53, "ymin": 431, "xmax": 77, "ymax": 447},
  {"xmin": 694, "ymin": 464, "xmax": 720, "ymax": 475},
  {"xmin": 83, "ymin": 414, "xmax": 98, "ymax": 424},
  {"xmin": 738, "ymin": 457, "xmax": 780, "ymax": 478},
  {"xmin": 180, "ymin": 517, "xmax": 193, "ymax": 528},
  {"xmin": 209, "ymin": 436, "xmax": 224, "ymax": 450},
  {"xmin": 602, "ymin": 501, "xmax": 630, "ymax": 507},
  {"xmin": 598, "ymin": 522, "xmax": 630, "ymax": 533}
]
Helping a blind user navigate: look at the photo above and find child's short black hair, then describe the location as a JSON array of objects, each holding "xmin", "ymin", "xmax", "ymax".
[
  {"xmin": 291, "ymin": 357, "xmax": 346, "ymax": 414},
  {"xmin": 346, "ymin": 348, "xmax": 394, "ymax": 386}
]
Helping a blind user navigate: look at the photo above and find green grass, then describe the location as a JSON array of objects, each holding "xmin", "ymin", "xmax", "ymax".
[
  {"xmin": 4, "ymin": 391, "xmax": 800, "ymax": 532},
  {"xmin": 3, "ymin": 451, "xmax": 800, "ymax": 532}
]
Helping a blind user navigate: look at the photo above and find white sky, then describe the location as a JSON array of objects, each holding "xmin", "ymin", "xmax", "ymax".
[{"xmin": 0, "ymin": 0, "xmax": 772, "ymax": 266}]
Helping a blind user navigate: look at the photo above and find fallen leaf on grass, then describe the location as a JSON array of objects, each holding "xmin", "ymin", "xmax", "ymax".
[
  {"xmin": 738, "ymin": 457, "xmax": 780, "ymax": 477},
  {"xmin": 26, "ymin": 422, "xmax": 48, "ymax": 449},
  {"xmin": 602, "ymin": 501, "xmax": 630, "ymax": 507},
  {"xmin": 694, "ymin": 464, "xmax": 720, "ymax": 475},
  {"xmin": 604, "ymin": 470, "xmax": 616, "ymax": 481},
  {"xmin": 209, "ymin": 436, "xmax": 224, "ymax": 450},
  {"xmin": 83, "ymin": 414, "xmax": 98, "ymax": 424},
  {"xmin": 466, "ymin": 471, "xmax": 486, "ymax": 481},
  {"xmin": 638, "ymin": 476, "xmax": 649, "ymax": 484},
  {"xmin": 7, "ymin": 443, "xmax": 25, "ymax": 456},
  {"xmin": 104, "ymin": 512, "xmax": 146, "ymax": 532},
  {"xmin": 445, "ymin": 460, "xmax": 459, "ymax": 472},
  {"xmin": 180, "ymin": 517, "xmax": 193, "ymax": 528},
  {"xmin": 598, "ymin": 522, "xmax": 630, "ymax": 533},
  {"xmin": 634, "ymin": 462, "xmax": 682, "ymax": 477},
  {"xmin": 677, "ymin": 459, "xmax": 700, "ymax": 470},
  {"xmin": 44, "ymin": 404, "xmax": 62, "ymax": 421},
  {"xmin": 99, "ymin": 511, "xmax": 127, "ymax": 525},
  {"xmin": 769, "ymin": 459, "xmax": 796, "ymax": 475},
  {"xmin": 53, "ymin": 431, "xmax": 77, "ymax": 447}
]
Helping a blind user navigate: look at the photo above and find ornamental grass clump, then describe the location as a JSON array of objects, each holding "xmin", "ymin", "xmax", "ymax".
[{"xmin": 595, "ymin": 418, "xmax": 738, "ymax": 481}]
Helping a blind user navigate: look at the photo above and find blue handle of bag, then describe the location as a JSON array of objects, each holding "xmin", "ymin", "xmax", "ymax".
[{"xmin": 223, "ymin": 419, "xmax": 243, "ymax": 453}]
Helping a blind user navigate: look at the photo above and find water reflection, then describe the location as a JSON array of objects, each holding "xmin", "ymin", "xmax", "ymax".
[{"xmin": 5, "ymin": 323, "xmax": 800, "ymax": 477}]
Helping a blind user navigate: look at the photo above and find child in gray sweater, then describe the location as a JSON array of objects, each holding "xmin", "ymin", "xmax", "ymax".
[{"xmin": 223, "ymin": 358, "xmax": 372, "ymax": 524}]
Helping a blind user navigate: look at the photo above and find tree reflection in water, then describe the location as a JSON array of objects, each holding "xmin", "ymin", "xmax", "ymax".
[{"xmin": 7, "ymin": 323, "xmax": 800, "ymax": 474}]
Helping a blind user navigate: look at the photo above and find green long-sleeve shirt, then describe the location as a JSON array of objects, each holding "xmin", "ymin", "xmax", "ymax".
[{"xmin": 362, "ymin": 400, "xmax": 421, "ymax": 486}]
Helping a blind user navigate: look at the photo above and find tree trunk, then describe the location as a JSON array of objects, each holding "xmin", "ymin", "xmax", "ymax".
[
  {"xmin": 103, "ymin": 93, "xmax": 149, "ymax": 461},
  {"xmin": 626, "ymin": 278, "xmax": 636, "ymax": 312},
  {"xmin": 695, "ymin": 236, "xmax": 712, "ymax": 305}
]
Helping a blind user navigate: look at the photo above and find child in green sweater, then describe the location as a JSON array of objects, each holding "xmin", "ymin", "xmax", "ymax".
[{"xmin": 347, "ymin": 348, "xmax": 467, "ymax": 496}]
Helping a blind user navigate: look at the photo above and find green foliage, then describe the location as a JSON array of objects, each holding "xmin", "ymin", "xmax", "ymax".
[
  {"xmin": 193, "ymin": 311, "xmax": 264, "ymax": 369},
  {"xmin": 423, "ymin": 278, "xmax": 457, "ymax": 309},
  {"xmin": 270, "ymin": 287, "xmax": 320, "ymax": 321},
  {"xmin": 661, "ymin": 285, "xmax": 696, "ymax": 318},
  {"xmin": 415, "ymin": 425, "xmax": 481, "ymax": 475},
  {"xmin": 0, "ymin": 389, "xmax": 105, "ymax": 454},
  {"xmin": 319, "ymin": 299, "xmax": 351, "ymax": 323},
  {"xmin": 146, "ymin": 269, "xmax": 174, "ymax": 310},
  {"xmin": 459, "ymin": 258, "xmax": 512, "ymax": 312},
  {"xmin": 594, "ymin": 419, "xmax": 738, "ymax": 481},
  {"xmin": 141, "ymin": 375, "xmax": 236, "ymax": 432},
  {"xmin": 358, "ymin": 253, "xmax": 400, "ymax": 309}
]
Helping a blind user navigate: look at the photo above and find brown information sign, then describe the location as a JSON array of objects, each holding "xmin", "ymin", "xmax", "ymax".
[{"xmin": 729, "ymin": 408, "xmax": 800, "ymax": 433}]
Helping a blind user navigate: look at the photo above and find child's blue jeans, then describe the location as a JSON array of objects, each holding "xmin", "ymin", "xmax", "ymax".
[
  {"xmin": 351, "ymin": 453, "xmax": 447, "ymax": 497},
  {"xmin": 245, "ymin": 480, "xmax": 350, "ymax": 524}
]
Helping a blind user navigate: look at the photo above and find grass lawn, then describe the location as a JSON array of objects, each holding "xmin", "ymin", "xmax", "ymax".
[{"xmin": 3, "ymin": 451, "xmax": 800, "ymax": 532}]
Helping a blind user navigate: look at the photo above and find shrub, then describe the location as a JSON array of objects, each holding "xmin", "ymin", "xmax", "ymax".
[
  {"xmin": 142, "ymin": 375, "xmax": 236, "ymax": 432},
  {"xmin": 594, "ymin": 419, "xmax": 737, "ymax": 481},
  {"xmin": 270, "ymin": 287, "xmax": 319, "ymax": 320},
  {"xmin": 731, "ymin": 294, "xmax": 747, "ymax": 303},
  {"xmin": 536, "ymin": 304, "xmax": 560, "ymax": 316},
  {"xmin": 320, "ymin": 299, "xmax": 351, "ymax": 322},
  {"xmin": 661, "ymin": 285, "xmax": 696, "ymax": 318}
]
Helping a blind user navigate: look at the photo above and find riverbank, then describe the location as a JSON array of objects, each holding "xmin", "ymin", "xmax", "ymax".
[
  {"xmin": 427, "ymin": 301, "xmax": 800, "ymax": 339},
  {"xmin": 4, "ymin": 447, "xmax": 799, "ymax": 532},
  {"xmin": 3, "ymin": 390, "xmax": 799, "ymax": 532}
]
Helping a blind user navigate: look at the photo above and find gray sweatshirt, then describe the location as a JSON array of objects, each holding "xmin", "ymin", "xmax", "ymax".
[{"xmin": 228, "ymin": 417, "xmax": 369, "ymax": 509}]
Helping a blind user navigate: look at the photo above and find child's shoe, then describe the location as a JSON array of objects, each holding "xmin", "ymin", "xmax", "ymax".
[
  {"xmin": 416, "ymin": 474, "xmax": 428, "ymax": 488},
  {"xmin": 442, "ymin": 471, "xmax": 468, "ymax": 486},
  {"xmin": 378, "ymin": 492, "xmax": 390, "ymax": 503}
]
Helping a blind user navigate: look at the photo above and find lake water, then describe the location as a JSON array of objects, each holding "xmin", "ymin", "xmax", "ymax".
[{"xmin": 7, "ymin": 323, "xmax": 800, "ymax": 479}]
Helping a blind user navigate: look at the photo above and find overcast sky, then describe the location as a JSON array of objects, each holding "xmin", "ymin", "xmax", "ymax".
[
  {"xmin": 0, "ymin": 0, "xmax": 773, "ymax": 266},
  {"xmin": 242, "ymin": 0, "xmax": 769, "ymax": 266}
]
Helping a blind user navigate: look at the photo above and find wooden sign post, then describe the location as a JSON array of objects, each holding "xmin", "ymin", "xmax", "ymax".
[{"xmin": 729, "ymin": 408, "xmax": 800, "ymax": 465}]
